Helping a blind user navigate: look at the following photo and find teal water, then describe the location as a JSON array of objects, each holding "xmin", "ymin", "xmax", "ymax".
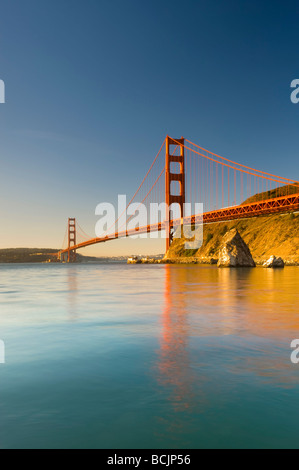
[{"xmin": 0, "ymin": 263, "xmax": 299, "ymax": 449}]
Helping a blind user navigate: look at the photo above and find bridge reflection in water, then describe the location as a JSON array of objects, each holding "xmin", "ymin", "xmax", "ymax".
[{"xmin": 154, "ymin": 265, "xmax": 299, "ymax": 444}]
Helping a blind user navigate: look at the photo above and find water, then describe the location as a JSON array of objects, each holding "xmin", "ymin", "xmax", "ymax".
[{"xmin": 0, "ymin": 263, "xmax": 299, "ymax": 449}]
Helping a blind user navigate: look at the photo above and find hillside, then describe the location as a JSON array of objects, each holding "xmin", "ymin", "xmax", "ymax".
[
  {"xmin": 165, "ymin": 212, "xmax": 299, "ymax": 265},
  {"xmin": 242, "ymin": 183, "xmax": 299, "ymax": 205},
  {"xmin": 0, "ymin": 248, "xmax": 99, "ymax": 263}
]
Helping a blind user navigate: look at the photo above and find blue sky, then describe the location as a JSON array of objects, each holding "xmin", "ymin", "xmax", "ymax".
[{"xmin": 0, "ymin": 0, "xmax": 298, "ymax": 255}]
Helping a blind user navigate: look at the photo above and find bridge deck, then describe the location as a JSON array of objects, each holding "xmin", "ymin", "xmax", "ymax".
[{"xmin": 58, "ymin": 192, "xmax": 299, "ymax": 256}]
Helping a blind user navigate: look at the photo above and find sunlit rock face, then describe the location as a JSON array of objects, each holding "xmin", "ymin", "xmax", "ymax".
[
  {"xmin": 263, "ymin": 255, "xmax": 285, "ymax": 268},
  {"xmin": 217, "ymin": 228, "xmax": 256, "ymax": 268}
]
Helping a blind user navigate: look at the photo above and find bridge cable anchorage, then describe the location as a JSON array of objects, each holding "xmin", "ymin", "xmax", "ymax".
[{"xmin": 57, "ymin": 136, "xmax": 299, "ymax": 261}]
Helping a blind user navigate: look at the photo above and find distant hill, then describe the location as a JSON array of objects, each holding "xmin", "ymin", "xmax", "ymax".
[
  {"xmin": 0, "ymin": 248, "xmax": 100, "ymax": 263},
  {"xmin": 0, "ymin": 248, "xmax": 159, "ymax": 263},
  {"xmin": 241, "ymin": 183, "xmax": 299, "ymax": 205}
]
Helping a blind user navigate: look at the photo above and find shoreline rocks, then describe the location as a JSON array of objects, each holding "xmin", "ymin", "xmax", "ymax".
[
  {"xmin": 263, "ymin": 255, "xmax": 285, "ymax": 268},
  {"xmin": 217, "ymin": 229, "xmax": 256, "ymax": 268}
]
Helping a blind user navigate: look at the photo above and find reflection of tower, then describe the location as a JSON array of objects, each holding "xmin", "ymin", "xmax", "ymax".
[{"xmin": 156, "ymin": 266, "xmax": 196, "ymax": 413}]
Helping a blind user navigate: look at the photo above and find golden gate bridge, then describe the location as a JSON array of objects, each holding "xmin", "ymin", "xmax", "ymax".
[{"xmin": 57, "ymin": 136, "xmax": 299, "ymax": 262}]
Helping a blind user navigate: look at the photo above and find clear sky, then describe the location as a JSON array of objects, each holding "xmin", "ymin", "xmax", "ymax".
[{"xmin": 0, "ymin": 0, "xmax": 298, "ymax": 256}]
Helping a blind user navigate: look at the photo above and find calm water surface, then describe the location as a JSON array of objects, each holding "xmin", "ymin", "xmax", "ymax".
[{"xmin": 0, "ymin": 263, "xmax": 298, "ymax": 449}]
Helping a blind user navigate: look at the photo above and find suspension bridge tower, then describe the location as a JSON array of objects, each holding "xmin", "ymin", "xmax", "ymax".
[
  {"xmin": 67, "ymin": 218, "xmax": 77, "ymax": 263},
  {"xmin": 165, "ymin": 136, "xmax": 185, "ymax": 252}
]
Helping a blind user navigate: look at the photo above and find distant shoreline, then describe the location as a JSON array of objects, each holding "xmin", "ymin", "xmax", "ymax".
[{"xmin": 0, "ymin": 248, "xmax": 161, "ymax": 264}]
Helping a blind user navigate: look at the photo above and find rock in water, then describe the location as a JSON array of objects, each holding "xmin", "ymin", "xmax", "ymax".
[
  {"xmin": 217, "ymin": 228, "xmax": 256, "ymax": 267},
  {"xmin": 263, "ymin": 255, "xmax": 285, "ymax": 268}
]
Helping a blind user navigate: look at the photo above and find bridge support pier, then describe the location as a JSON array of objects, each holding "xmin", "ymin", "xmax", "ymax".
[{"xmin": 165, "ymin": 136, "xmax": 185, "ymax": 253}]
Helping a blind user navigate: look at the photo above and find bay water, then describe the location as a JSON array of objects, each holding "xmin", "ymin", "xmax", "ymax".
[{"xmin": 0, "ymin": 263, "xmax": 298, "ymax": 449}]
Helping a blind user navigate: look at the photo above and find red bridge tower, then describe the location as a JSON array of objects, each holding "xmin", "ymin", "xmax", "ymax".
[
  {"xmin": 67, "ymin": 218, "xmax": 77, "ymax": 263},
  {"xmin": 165, "ymin": 136, "xmax": 186, "ymax": 252}
]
